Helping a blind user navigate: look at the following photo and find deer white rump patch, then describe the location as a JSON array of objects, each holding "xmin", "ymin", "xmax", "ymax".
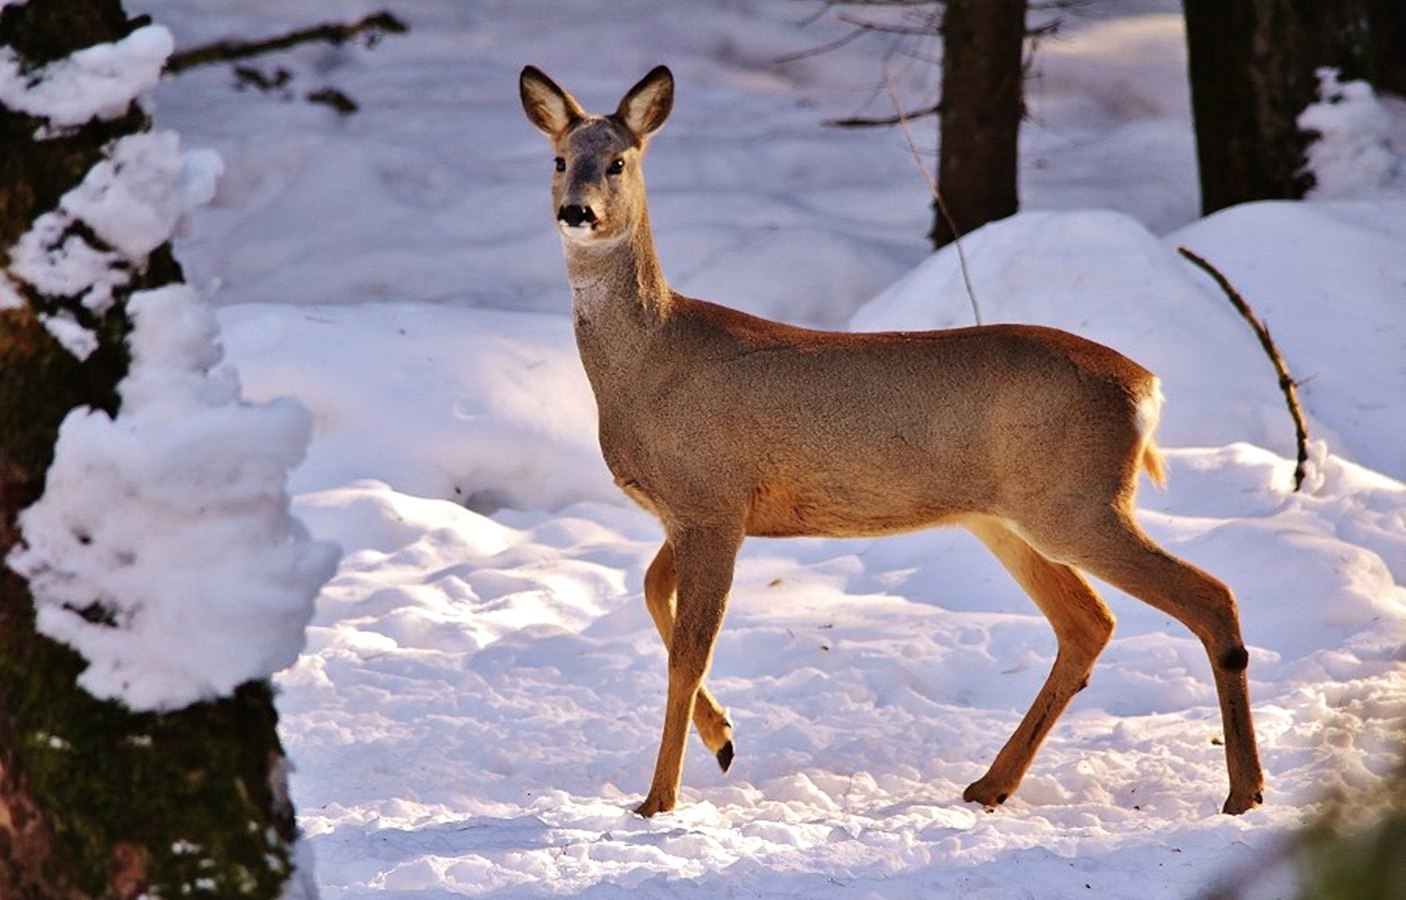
[{"xmin": 1136, "ymin": 378, "xmax": 1164, "ymax": 439}]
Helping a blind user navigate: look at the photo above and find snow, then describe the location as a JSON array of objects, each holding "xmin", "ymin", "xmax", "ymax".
[
  {"xmin": 8, "ymin": 283, "xmax": 340, "ymax": 711},
  {"xmin": 18, "ymin": 0, "xmax": 1406, "ymax": 894},
  {"xmin": 62, "ymin": 132, "xmax": 199, "ymax": 260},
  {"xmin": 0, "ymin": 23, "xmax": 171, "ymax": 131},
  {"xmin": 7, "ymin": 129, "xmax": 219, "ymax": 324},
  {"xmin": 34, "ymin": 309, "xmax": 99, "ymax": 360},
  {"xmin": 1299, "ymin": 69, "xmax": 1404, "ymax": 200}
]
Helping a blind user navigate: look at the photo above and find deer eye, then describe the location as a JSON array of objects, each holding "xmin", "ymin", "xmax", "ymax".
[
  {"xmin": 554, "ymin": 157, "xmax": 566, "ymax": 173},
  {"xmin": 607, "ymin": 158, "xmax": 625, "ymax": 175}
]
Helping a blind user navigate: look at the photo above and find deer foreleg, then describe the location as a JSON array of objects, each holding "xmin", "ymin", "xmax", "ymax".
[
  {"xmin": 645, "ymin": 541, "xmax": 735, "ymax": 770},
  {"xmin": 635, "ymin": 526, "xmax": 742, "ymax": 817}
]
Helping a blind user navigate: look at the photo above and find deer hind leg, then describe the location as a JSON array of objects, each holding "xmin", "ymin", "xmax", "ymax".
[
  {"xmin": 644, "ymin": 542, "xmax": 735, "ymax": 771},
  {"xmin": 962, "ymin": 517, "xmax": 1116, "ymax": 809},
  {"xmin": 635, "ymin": 526, "xmax": 743, "ymax": 817},
  {"xmin": 1027, "ymin": 508, "xmax": 1265, "ymax": 815}
]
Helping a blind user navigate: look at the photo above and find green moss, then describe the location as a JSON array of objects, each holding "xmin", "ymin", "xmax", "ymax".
[
  {"xmin": 0, "ymin": 304, "xmax": 130, "ymax": 489},
  {"xmin": 0, "ymin": 573, "xmax": 297, "ymax": 896}
]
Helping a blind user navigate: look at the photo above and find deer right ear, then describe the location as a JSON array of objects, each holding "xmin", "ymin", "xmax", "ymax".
[{"xmin": 520, "ymin": 66, "xmax": 586, "ymax": 137}]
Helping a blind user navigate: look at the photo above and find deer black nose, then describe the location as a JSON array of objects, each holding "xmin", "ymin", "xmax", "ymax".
[{"xmin": 557, "ymin": 204, "xmax": 597, "ymax": 228}]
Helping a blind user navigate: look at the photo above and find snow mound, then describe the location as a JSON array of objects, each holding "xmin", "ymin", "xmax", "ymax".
[
  {"xmin": 216, "ymin": 302, "xmax": 615, "ymax": 511},
  {"xmin": 1173, "ymin": 200, "xmax": 1406, "ymax": 479}
]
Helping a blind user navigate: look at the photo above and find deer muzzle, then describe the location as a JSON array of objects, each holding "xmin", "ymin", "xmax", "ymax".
[{"xmin": 557, "ymin": 204, "xmax": 597, "ymax": 229}]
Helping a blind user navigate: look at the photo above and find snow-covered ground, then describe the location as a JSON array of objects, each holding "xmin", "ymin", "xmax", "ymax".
[{"xmin": 128, "ymin": 1, "xmax": 1406, "ymax": 895}]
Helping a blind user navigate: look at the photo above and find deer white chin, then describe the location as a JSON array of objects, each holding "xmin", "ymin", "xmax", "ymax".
[
  {"xmin": 558, "ymin": 222, "xmax": 625, "ymax": 248},
  {"xmin": 557, "ymin": 220, "xmax": 597, "ymax": 241}
]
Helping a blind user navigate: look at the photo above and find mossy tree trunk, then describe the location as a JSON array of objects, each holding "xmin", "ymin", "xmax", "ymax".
[
  {"xmin": 1183, "ymin": 0, "xmax": 1389, "ymax": 216},
  {"xmin": 931, "ymin": 0, "xmax": 1027, "ymax": 249},
  {"xmin": 1, "ymin": 2, "xmax": 301, "ymax": 897}
]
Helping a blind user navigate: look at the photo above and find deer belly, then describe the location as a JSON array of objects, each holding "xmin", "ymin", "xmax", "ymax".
[{"xmin": 745, "ymin": 475, "xmax": 959, "ymax": 538}]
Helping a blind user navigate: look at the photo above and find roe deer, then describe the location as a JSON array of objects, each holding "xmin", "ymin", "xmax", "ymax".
[{"xmin": 519, "ymin": 64, "xmax": 1264, "ymax": 818}]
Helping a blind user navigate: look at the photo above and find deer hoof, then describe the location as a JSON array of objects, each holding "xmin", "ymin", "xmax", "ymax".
[
  {"xmin": 1222, "ymin": 789, "xmax": 1264, "ymax": 815},
  {"xmin": 962, "ymin": 780, "xmax": 1010, "ymax": 810},
  {"xmin": 634, "ymin": 793, "xmax": 675, "ymax": 818},
  {"xmin": 716, "ymin": 740, "xmax": 735, "ymax": 773}
]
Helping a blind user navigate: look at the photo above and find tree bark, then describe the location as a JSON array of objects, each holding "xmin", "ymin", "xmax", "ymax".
[
  {"xmin": 1, "ymin": 2, "xmax": 300, "ymax": 896},
  {"xmin": 1183, "ymin": 0, "xmax": 1379, "ymax": 216},
  {"xmin": 931, "ymin": 0, "xmax": 1027, "ymax": 249},
  {"xmin": 1367, "ymin": 0, "xmax": 1406, "ymax": 96}
]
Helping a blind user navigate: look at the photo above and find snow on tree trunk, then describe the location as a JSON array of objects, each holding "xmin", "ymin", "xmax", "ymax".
[
  {"xmin": 1298, "ymin": 69, "xmax": 1403, "ymax": 200},
  {"xmin": 0, "ymin": 1, "xmax": 336, "ymax": 895}
]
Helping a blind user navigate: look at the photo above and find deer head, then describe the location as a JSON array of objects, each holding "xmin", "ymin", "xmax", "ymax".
[{"xmin": 520, "ymin": 65, "xmax": 674, "ymax": 247}]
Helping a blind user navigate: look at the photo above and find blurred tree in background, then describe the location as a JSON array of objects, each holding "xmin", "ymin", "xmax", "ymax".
[
  {"xmin": 800, "ymin": 0, "xmax": 1037, "ymax": 249},
  {"xmin": 814, "ymin": 0, "xmax": 1405, "ymax": 241},
  {"xmin": 928, "ymin": 0, "xmax": 1027, "ymax": 249},
  {"xmin": 1183, "ymin": 0, "xmax": 1406, "ymax": 215}
]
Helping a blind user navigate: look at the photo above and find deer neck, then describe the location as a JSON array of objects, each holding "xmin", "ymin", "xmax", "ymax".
[
  {"xmin": 564, "ymin": 202, "xmax": 672, "ymax": 315},
  {"xmin": 562, "ymin": 205, "xmax": 672, "ymax": 381}
]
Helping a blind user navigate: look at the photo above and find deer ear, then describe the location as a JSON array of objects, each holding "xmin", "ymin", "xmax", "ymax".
[
  {"xmin": 520, "ymin": 65, "xmax": 586, "ymax": 137},
  {"xmin": 615, "ymin": 65, "xmax": 674, "ymax": 140}
]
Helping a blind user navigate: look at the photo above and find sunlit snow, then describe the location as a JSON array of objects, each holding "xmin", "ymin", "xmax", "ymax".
[{"xmin": 17, "ymin": 0, "xmax": 1406, "ymax": 895}]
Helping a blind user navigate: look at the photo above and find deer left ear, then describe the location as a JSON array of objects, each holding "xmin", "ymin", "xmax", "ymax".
[{"xmin": 615, "ymin": 65, "xmax": 674, "ymax": 140}]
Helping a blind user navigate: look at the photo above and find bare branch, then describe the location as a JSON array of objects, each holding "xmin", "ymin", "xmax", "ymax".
[
  {"xmin": 165, "ymin": 11, "xmax": 408, "ymax": 75},
  {"xmin": 1177, "ymin": 246, "xmax": 1311, "ymax": 490},
  {"xmin": 776, "ymin": 25, "xmax": 867, "ymax": 64},
  {"xmin": 824, "ymin": 101, "xmax": 940, "ymax": 127},
  {"xmin": 306, "ymin": 87, "xmax": 358, "ymax": 116}
]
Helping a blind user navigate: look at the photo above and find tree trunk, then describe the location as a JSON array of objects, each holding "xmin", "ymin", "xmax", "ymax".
[
  {"xmin": 931, "ymin": 0, "xmax": 1027, "ymax": 249},
  {"xmin": 1367, "ymin": 0, "xmax": 1406, "ymax": 97},
  {"xmin": 0, "ymin": 2, "xmax": 300, "ymax": 896},
  {"xmin": 1183, "ymin": 0, "xmax": 1378, "ymax": 216}
]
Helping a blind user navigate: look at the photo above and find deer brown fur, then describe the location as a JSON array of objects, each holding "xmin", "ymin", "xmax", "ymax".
[{"xmin": 519, "ymin": 64, "xmax": 1264, "ymax": 818}]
